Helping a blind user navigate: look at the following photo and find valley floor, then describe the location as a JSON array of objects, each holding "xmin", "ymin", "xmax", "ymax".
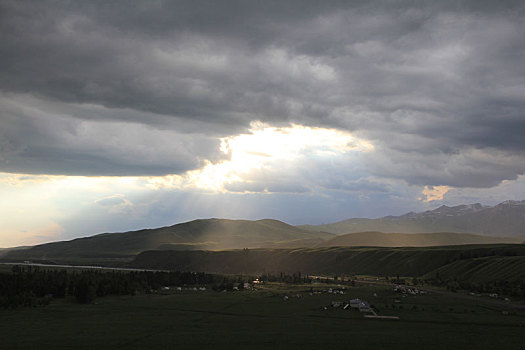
[{"xmin": 1, "ymin": 282, "xmax": 524, "ymax": 349}]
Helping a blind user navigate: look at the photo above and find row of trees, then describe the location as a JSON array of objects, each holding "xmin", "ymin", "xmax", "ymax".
[
  {"xmin": 426, "ymin": 274, "xmax": 525, "ymax": 298},
  {"xmin": 258, "ymin": 272, "xmax": 358, "ymax": 285},
  {"xmin": 259, "ymin": 272, "xmax": 312, "ymax": 284},
  {"xmin": 0, "ymin": 266, "xmax": 217, "ymax": 308}
]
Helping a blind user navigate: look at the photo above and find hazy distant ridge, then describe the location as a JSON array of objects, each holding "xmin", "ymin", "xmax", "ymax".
[
  {"xmin": 3, "ymin": 201, "xmax": 525, "ymax": 264},
  {"xmin": 2, "ymin": 219, "xmax": 331, "ymax": 262},
  {"xmin": 299, "ymin": 200, "xmax": 525, "ymax": 237}
]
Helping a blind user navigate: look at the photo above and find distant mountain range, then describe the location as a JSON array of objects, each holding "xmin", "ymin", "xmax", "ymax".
[
  {"xmin": 2, "ymin": 200, "xmax": 525, "ymax": 264},
  {"xmin": 1, "ymin": 219, "xmax": 332, "ymax": 263},
  {"xmin": 299, "ymin": 200, "xmax": 525, "ymax": 237}
]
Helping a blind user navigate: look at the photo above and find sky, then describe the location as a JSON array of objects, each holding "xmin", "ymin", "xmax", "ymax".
[{"xmin": 1, "ymin": 0, "xmax": 525, "ymax": 247}]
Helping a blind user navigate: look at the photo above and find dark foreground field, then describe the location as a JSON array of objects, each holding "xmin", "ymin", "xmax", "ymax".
[{"xmin": 1, "ymin": 282, "xmax": 524, "ymax": 350}]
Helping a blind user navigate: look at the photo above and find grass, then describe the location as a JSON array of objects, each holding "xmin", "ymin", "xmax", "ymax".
[
  {"xmin": 130, "ymin": 244, "xmax": 525, "ymax": 279},
  {"xmin": 426, "ymin": 255, "xmax": 525, "ymax": 282},
  {"xmin": 1, "ymin": 282, "xmax": 524, "ymax": 349}
]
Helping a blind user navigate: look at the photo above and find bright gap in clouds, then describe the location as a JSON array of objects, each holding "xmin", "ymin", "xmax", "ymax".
[
  {"xmin": 147, "ymin": 122, "xmax": 375, "ymax": 192},
  {"xmin": 420, "ymin": 185, "xmax": 452, "ymax": 202},
  {"xmin": 0, "ymin": 123, "xmax": 374, "ymax": 246}
]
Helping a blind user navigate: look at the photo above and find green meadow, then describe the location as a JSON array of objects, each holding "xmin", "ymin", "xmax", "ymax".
[{"xmin": 1, "ymin": 282, "xmax": 524, "ymax": 350}]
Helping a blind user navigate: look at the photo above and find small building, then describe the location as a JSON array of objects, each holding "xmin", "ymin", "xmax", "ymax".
[
  {"xmin": 358, "ymin": 301, "xmax": 373, "ymax": 313},
  {"xmin": 349, "ymin": 299, "xmax": 362, "ymax": 308}
]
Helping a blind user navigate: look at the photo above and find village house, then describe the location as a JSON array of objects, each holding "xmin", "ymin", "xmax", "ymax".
[{"xmin": 349, "ymin": 298, "xmax": 373, "ymax": 313}]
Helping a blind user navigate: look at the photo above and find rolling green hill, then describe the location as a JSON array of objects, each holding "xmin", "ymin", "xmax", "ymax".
[
  {"xmin": 130, "ymin": 244, "xmax": 525, "ymax": 278},
  {"xmin": 2, "ymin": 219, "xmax": 332, "ymax": 262},
  {"xmin": 0, "ymin": 246, "xmax": 30, "ymax": 257},
  {"xmin": 4, "ymin": 217, "xmax": 524, "ymax": 265},
  {"xmin": 424, "ymin": 255, "xmax": 525, "ymax": 283},
  {"xmin": 315, "ymin": 231, "xmax": 524, "ymax": 248}
]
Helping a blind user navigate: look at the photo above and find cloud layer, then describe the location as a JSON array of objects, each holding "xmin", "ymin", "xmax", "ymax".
[
  {"xmin": 1, "ymin": 1, "xmax": 525, "ymax": 245},
  {"xmin": 2, "ymin": 1, "xmax": 525, "ymax": 188}
]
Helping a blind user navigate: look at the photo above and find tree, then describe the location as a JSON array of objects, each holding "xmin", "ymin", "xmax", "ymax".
[{"xmin": 74, "ymin": 278, "xmax": 96, "ymax": 303}]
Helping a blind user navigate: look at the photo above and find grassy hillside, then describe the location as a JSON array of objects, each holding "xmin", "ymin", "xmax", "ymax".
[
  {"xmin": 298, "ymin": 218, "xmax": 491, "ymax": 235},
  {"xmin": 2, "ymin": 219, "xmax": 332, "ymax": 262},
  {"xmin": 316, "ymin": 231, "xmax": 523, "ymax": 247},
  {"xmin": 425, "ymin": 255, "xmax": 525, "ymax": 283},
  {"xmin": 0, "ymin": 246, "xmax": 29, "ymax": 257},
  {"xmin": 298, "ymin": 218, "xmax": 447, "ymax": 235},
  {"xmin": 130, "ymin": 244, "xmax": 525, "ymax": 278}
]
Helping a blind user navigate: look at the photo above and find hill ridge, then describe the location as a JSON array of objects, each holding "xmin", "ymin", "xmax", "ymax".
[
  {"xmin": 298, "ymin": 200, "xmax": 525, "ymax": 236},
  {"xmin": 1, "ymin": 218, "xmax": 332, "ymax": 262},
  {"xmin": 315, "ymin": 231, "xmax": 524, "ymax": 248}
]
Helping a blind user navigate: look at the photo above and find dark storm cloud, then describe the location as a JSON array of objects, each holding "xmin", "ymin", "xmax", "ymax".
[
  {"xmin": 0, "ymin": 95, "xmax": 224, "ymax": 175},
  {"xmin": 1, "ymin": 0, "xmax": 525, "ymax": 186}
]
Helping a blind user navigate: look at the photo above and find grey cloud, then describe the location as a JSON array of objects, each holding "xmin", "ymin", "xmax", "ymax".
[
  {"xmin": 319, "ymin": 177, "xmax": 392, "ymax": 194},
  {"xmin": 0, "ymin": 95, "xmax": 225, "ymax": 175},
  {"xmin": 364, "ymin": 146, "xmax": 525, "ymax": 188},
  {"xmin": 1, "ymin": 0, "xmax": 525, "ymax": 187}
]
